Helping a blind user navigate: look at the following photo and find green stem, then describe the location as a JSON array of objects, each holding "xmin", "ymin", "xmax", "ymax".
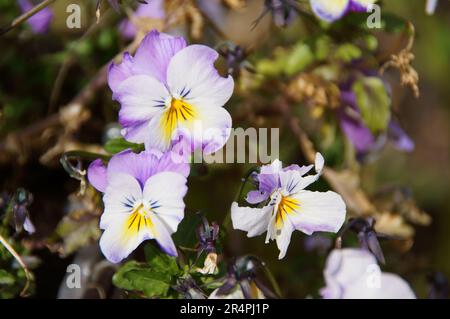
[
  {"xmin": 261, "ymin": 263, "xmax": 283, "ymax": 298},
  {"xmin": 222, "ymin": 167, "xmax": 259, "ymax": 230}
]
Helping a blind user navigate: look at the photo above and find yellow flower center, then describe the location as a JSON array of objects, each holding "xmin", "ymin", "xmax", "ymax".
[
  {"xmin": 275, "ymin": 196, "xmax": 300, "ymax": 229},
  {"xmin": 161, "ymin": 98, "xmax": 196, "ymax": 141},
  {"xmin": 124, "ymin": 203, "xmax": 155, "ymax": 238}
]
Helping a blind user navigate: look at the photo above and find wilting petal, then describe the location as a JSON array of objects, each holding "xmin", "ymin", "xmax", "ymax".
[
  {"xmin": 289, "ymin": 190, "xmax": 346, "ymax": 235},
  {"xmin": 276, "ymin": 219, "xmax": 295, "ymax": 259},
  {"xmin": 388, "ymin": 121, "xmax": 414, "ymax": 152},
  {"xmin": 310, "ymin": 0, "xmax": 350, "ymax": 22},
  {"xmin": 167, "ymin": 45, "xmax": 234, "ymax": 110},
  {"xmin": 340, "ymin": 113, "xmax": 376, "ymax": 153},
  {"xmin": 133, "ymin": 30, "xmax": 187, "ymax": 84},
  {"xmin": 87, "ymin": 159, "xmax": 108, "ymax": 192},
  {"xmin": 231, "ymin": 202, "xmax": 272, "ymax": 237}
]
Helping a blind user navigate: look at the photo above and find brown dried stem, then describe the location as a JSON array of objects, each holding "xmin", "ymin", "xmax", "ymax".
[{"xmin": 0, "ymin": 0, "xmax": 57, "ymax": 35}]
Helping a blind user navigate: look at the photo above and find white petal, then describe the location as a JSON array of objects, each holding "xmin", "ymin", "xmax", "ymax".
[
  {"xmin": 167, "ymin": 45, "xmax": 234, "ymax": 109},
  {"xmin": 185, "ymin": 106, "xmax": 232, "ymax": 154},
  {"xmin": 231, "ymin": 202, "xmax": 273, "ymax": 238},
  {"xmin": 310, "ymin": 0, "xmax": 350, "ymax": 22},
  {"xmin": 343, "ymin": 272, "xmax": 416, "ymax": 299},
  {"xmin": 276, "ymin": 220, "xmax": 295, "ymax": 259},
  {"xmin": 144, "ymin": 111, "xmax": 173, "ymax": 152},
  {"xmin": 315, "ymin": 152, "xmax": 325, "ymax": 173},
  {"xmin": 115, "ymin": 74, "xmax": 169, "ymax": 143},
  {"xmin": 321, "ymin": 248, "xmax": 416, "ymax": 299},
  {"xmin": 279, "ymin": 170, "xmax": 306, "ymax": 195},
  {"xmin": 143, "ymin": 171, "xmax": 187, "ymax": 233},
  {"xmin": 290, "ymin": 190, "xmax": 346, "ymax": 235},
  {"xmin": 151, "ymin": 214, "xmax": 178, "ymax": 256},
  {"xmin": 99, "ymin": 213, "xmax": 153, "ymax": 264},
  {"xmin": 279, "ymin": 153, "xmax": 325, "ymax": 194},
  {"xmin": 101, "ymin": 172, "xmax": 142, "ymax": 229}
]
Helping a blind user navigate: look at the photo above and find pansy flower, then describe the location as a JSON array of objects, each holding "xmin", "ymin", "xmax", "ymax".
[
  {"xmin": 310, "ymin": 0, "xmax": 378, "ymax": 23},
  {"xmin": 231, "ymin": 153, "xmax": 346, "ymax": 259},
  {"xmin": 108, "ymin": 30, "xmax": 234, "ymax": 154},
  {"xmin": 321, "ymin": 248, "xmax": 416, "ymax": 299},
  {"xmin": 88, "ymin": 149, "xmax": 189, "ymax": 263}
]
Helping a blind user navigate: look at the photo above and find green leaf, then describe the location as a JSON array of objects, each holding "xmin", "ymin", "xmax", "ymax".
[
  {"xmin": 0, "ymin": 269, "xmax": 15, "ymax": 286},
  {"xmin": 333, "ymin": 44, "xmax": 362, "ymax": 62},
  {"xmin": 144, "ymin": 244, "xmax": 180, "ymax": 276},
  {"xmin": 112, "ymin": 261, "xmax": 172, "ymax": 298},
  {"xmin": 284, "ymin": 43, "xmax": 315, "ymax": 76},
  {"xmin": 104, "ymin": 137, "xmax": 144, "ymax": 154},
  {"xmin": 172, "ymin": 214, "xmax": 201, "ymax": 248},
  {"xmin": 352, "ymin": 77, "xmax": 391, "ymax": 133}
]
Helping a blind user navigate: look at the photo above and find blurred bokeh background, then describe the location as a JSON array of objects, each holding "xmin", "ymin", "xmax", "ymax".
[{"xmin": 0, "ymin": 0, "xmax": 449, "ymax": 298}]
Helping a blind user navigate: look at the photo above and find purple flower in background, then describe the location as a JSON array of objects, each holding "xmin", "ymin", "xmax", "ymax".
[
  {"xmin": 120, "ymin": 0, "xmax": 165, "ymax": 39},
  {"xmin": 87, "ymin": 149, "xmax": 189, "ymax": 263},
  {"xmin": 339, "ymin": 89, "xmax": 414, "ymax": 156},
  {"xmin": 231, "ymin": 153, "xmax": 346, "ymax": 259},
  {"xmin": 320, "ymin": 248, "xmax": 416, "ymax": 299},
  {"xmin": 18, "ymin": 0, "xmax": 53, "ymax": 34},
  {"xmin": 108, "ymin": 30, "xmax": 234, "ymax": 154},
  {"xmin": 310, "ymin": 0, "xmax": 378, "ymax": 23}
]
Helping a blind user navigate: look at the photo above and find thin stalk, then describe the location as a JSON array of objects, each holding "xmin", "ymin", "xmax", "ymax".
[
  {"xmin": 0, "ymin": 234, "xmax": 32, "ymax": 297},
  {"xmin": 0, "ymin": 0, "xmax": 57, "ymax": 35}
]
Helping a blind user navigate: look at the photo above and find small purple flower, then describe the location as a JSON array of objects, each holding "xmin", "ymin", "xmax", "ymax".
[
  {"xmin": 18, "ymin": 0, "xmax": 53, "ymax": 34},
  {"xmin": 231, "ymin": 153, "xmax": 346, "ymax": 259},
  {"xmin": 87, "ymin": 149, "xmax": 189, "ymax": 263},
  {"xmin": 108, "ymin": 30, "xmax": 234, "ymax": 154},
  {"xmin": 339, "ymin": 89, "xmax": 414, "ymax": 156},
  {"xmin": 321, "ymin": 248, "xmax": 416, "ymax": 299},
  {"xmin": 309, "ymin": 0, "xmax": 378, "ymax": 23},
  {"xmin": 119, "ymin": 1, "xmax": 165, "ymax": 39}
]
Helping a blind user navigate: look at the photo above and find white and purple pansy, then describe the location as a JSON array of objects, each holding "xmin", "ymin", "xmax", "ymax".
[
  {"xmin": 321, "ymin": 248, "xmax": 416, "ymax": 299},
  {"xmin": 309, "ymin": 0, "xmax": 378, "ymax": 23},
  {"xmin": 108, "ymin": 29, "xmax": 234, "ymax": 154},
  {"xmin": 231, "ymin": 153, "xmax": 346, "ymax": 259},
  {"xmin": 87, "ymin": 149, "xmax": 189, "ymax": 263}
]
